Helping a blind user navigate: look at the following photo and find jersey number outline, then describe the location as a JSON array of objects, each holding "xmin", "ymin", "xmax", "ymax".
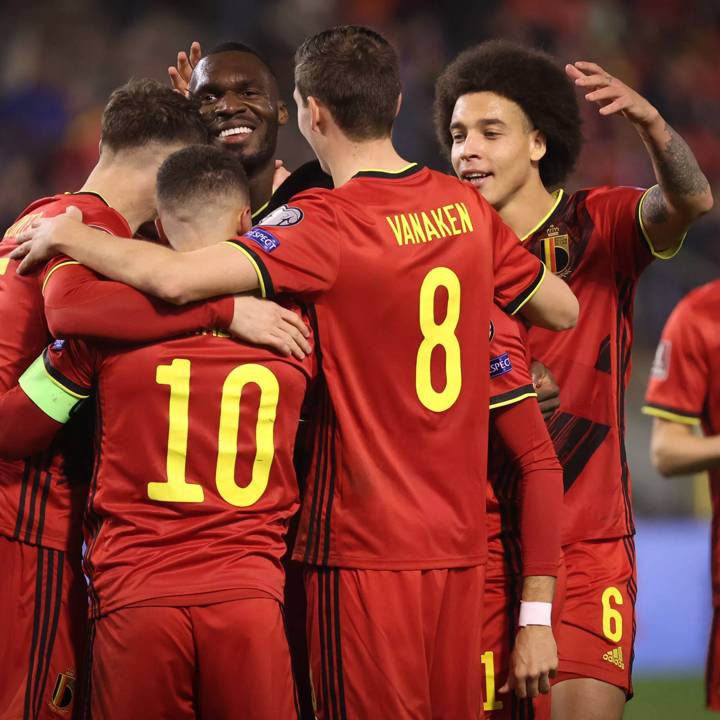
[
  {"xmin": 149, "ymin": 358, "xmax": 279, "ymax": 507},
  {"xmin": 416, "ymin": 267, "xmax": 462, "ymax": 412}
]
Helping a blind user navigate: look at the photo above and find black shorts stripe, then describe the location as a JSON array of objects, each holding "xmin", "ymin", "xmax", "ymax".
[
  {"xmin": 305, "ymin": 388, "xmax": 330, "ymax": 564},
  {"xmin": 30, "ymin": 549, "xmax": 55, "ymax": 719},
  {"xmin": 23, "ymin": 461, "xmax": 44, "ymax": 544},
  {"xmin": 24, "ymin": 547, "xmax": 45, "ymax": 720},
  {"xmin": 323, "ymin": 569, "xmax": 339, "ymax": 719},
  {"xmin": 504, "ymin": 265, "xmax": 545, "ymax": 316},
  {"xmin": 316, "ymin": 570, "xmax": 331, "ymax": 718},
  {"xmin": 13, "ymin": 459, "xmax": 32, "ymax": 539},
  {"xmin": 332, "ymin": 570, "xmax": 348, "ymax": 719},
  {"xmin": 80, "ymin": 620, "xmax": 96, "ymax": 720},
  {"xmin": 34, "ymin": 466, "xmax": 53, "ymax": 546},
  {"xmin": 321, "ymin": 411, "xmax": 338, "ymax": 565},
  {"xmin": 33, "ymin": 550, "xmax": 64, "ymax": 719}
]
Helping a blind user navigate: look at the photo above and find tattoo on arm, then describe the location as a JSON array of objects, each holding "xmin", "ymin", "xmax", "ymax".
[
  {"xmin": 643, "ymin": 185, "xmax": 669, "ymax": 224},
  {"xmin": 651, "ymin": 123, "xmax": 710, "ymax": 198}
]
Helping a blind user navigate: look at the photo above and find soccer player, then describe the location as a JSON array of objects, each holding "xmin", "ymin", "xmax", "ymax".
[
  {"xmin": 12, "ymin": 26, "xmax": 578, "ymax": 718},
  {"xmin": 0, "ymin": 78, "xmax": 219, "ymax": 720},
  {"xmin": 434, "ymin": 40, "xmax": 713, "ymax": 719},
  {"xmin": 483, "ymin": 306, "xmax": 564, "ymax": 716},
  {"xmin": 643, "ymin": 281, "xmax": 720, "ymax": 712},
  {"xmin": 2, "ymin": 144, "xmax": 314, "ymax": 719}
]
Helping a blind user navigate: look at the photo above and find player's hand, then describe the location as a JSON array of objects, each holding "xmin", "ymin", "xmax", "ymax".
[
  {"xmin": 11, "ymin": 206, "xmax": 84, "ymax": 275},
  {"xmin": 229, "ymin": 294, "xmax": 312, "ymax": 360},
  {"xmin": 531, "ymin": 360, "xmax": 560, "ymax": 420},
  {"xmin": 566, "ymin": 61, "xmax": 660, "ymax": 129},
  {"xmin": 272, "ymin": 160, "xmax": 292, "ymax": 194},
  {"xmin": 500, "ymin": 626, "xmax": 558, "ymax": 699},
  {"xmin": 168, "ymin": 41, "xmax": 203, "ymax": 96}
]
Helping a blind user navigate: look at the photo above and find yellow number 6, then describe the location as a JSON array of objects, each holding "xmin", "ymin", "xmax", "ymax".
[{"xmin": 601, "ymin": 586, "xmax": 623, "ymax": 643}]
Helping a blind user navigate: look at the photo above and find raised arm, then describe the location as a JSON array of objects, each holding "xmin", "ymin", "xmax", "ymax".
[{"xmin": 567, "ymin": 60, "xmax": 713, "ymax": 253}]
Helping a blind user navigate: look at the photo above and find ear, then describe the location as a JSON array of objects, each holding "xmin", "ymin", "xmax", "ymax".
[
  {"xmin": 277, "ymin": 99, "xmax": 289, "ymax": 127},
  {"xmin": 395, "ymin": 93, "xmax": 402, "ymax": 118},
  {"xmin": 529, "ymin": 129, "xmax": 547, "ymax": 164},
  {"xmin": 307, "ymin": 96, "xmax": 324, "ymax": 133},
  {"xmin": 155, "ymin": 217, "xmax": 170, "ymax": 246},
  {"xmin": 237, "ymin": 206, "xmax": 252, "ymax": 234}
]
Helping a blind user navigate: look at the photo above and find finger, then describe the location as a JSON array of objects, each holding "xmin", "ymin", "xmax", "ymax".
[
  {"xmin": 17, "ymin": 252, "xmax": 36, "ymax": 275},
  {"xmin": 498, "ymin": 681, "xmax": 509, "ymax": 694},
  {"xmin": 572, "ymin": 72, "xmax": 613, "ymax": 88},
  {"xmin": 189, "ymin": 41, "xmax": 202, "ymax": 68},
  {"xmin": 515, "ymin": 677, "xmax": 528, "ymax": 699},
  {"xmin": 549, "ymin": 667, "xmax": 558, "ymax": 679},
  {"xmin": 65, "ymin": 205, "xmax": 82, "ymax": 220},
  {"xmin": 177, "ymin": 51, "xmax": 193, "ymax": 84},
  {"xmin": 281, "ymin": 309, "xmax": 311, "ymax": 337},
  {"xmin": 267, "ymin": 330, "xmax": 292, "ymax": 357},
  {"xmin": 585, "ymin": 86, "xmax": 623, "ymax": 103},
  {"xmin": 564, "ymin": 63, "xmax": 585, "ymax": 82},
  {"xmin": 539, "ymin": 672, "xmax": 551, "ymax": 694},
  {"xmin": 287, "ymin": 335, "xmax": 308, "ymax": 360},
  {"xmin": 574, "ymin": 60, "xmax": 605, "ymax": 75},
  {"xmin": 526, "ymin": 674, "xmax": 539, "ymax": 699},
  {"xmin": 599, "ymin": 98, "xmax": 630, "ymax": 115},
  {"xmin": 168, "ymin": 67, "xmax": 188, "ymax": 93},
  {"xmin": 9, "ymin": 243, "xmax": 31, "ymax": 260},
  {"xmin": 280, "ymin": 320, "xmax": 312, "ymax": 355}
]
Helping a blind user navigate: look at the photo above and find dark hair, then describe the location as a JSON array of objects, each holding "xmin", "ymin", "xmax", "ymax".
[
  {"xmin": 101, "ymin": 79, "xmax": 209, "ymax": 152},
  {"xmin": 434, "ymin": 40, "xmax": 582, "ymax": 188},
  {"xmin": 156, "ymin": 145, "xmax": 249, "ymax": 211},
  {"xmin": 294, "ymin": 25, "xmax": 400, "ymax": 141},
  {"xmin": 207, "ymin": 41, "xmax": 275, "ymax": 77}
]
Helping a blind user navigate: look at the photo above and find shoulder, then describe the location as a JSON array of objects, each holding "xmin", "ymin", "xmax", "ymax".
[
  {"xmin": 575, "ymin": 185, "xmax": 645, "ymax": 214},
  {"xmin": 675, "ymin": 281, "xmax": 720, "ymax": 321}
]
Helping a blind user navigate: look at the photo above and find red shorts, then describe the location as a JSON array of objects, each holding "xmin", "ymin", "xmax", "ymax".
[
  {"xmin": 305, "ymin": 565, "xmax": 486, "ymax": 720},
  {"xmin": 89, "ymin": 598, "xmax": 297, "ymax": 720},
  {"xmin": 706, "ymin": 607, "xmax": 720, "ymax": 710},
  {"xmin": 0, "ymin": 536, "xmax": 87, "ymax": 720},
  {"xmin": 482, "ymin": 538, "xmax": 566, "ymax": 720},
  {"xmin": 555, "ymin": 536, "xmax": 636, "ymax": 696}
]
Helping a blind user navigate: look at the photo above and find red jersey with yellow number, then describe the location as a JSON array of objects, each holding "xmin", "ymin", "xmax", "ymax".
[
  {"xmin": 43, "ymin": 329, "xmax": 314, "ymax": 618},
  {"xmin": 486, "ymin": 305, "xmax": 536, "ymax": 559},
  {"xmin": 228, "ymin": 164, "xmax": 546, "ymax": 569},
  {"xmin": 523, "ymin": 186, "xmax": 675, "ymax": 545},
  {"xmin": 0, "ymin": 193, "xmax": 131, "ymax": 550},
  {"xmin": 643, "ymin": 281, "xmax": 720, "ymax": 601}
]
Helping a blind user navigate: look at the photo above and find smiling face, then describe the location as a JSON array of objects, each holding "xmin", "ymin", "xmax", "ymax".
[
  {"xmin": 449, "ymin": 91, "xmax": 545, "ymax": 211},
  {"xmin": 189, "ymin": 51, "xmax": 288, "ymax": 175}
]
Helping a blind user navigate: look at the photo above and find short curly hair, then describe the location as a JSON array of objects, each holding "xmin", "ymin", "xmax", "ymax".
[{"xmin": 434, "ymin": 40, "xmax": 582, "ymax": 188}]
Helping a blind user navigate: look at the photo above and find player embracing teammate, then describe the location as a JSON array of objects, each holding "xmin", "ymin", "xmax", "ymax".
[{"xmin": 435, "ymin": 40, "xmax": 712, "ymax": 720}]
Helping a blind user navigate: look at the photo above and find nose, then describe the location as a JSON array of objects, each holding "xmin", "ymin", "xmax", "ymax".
[
  {"xmin": 215, "ymin": 91, "xmax": 250, "ymax": 116},
  {"xmin": 459, "ymin": 130, "xmax": 482, "ymax": 161}
]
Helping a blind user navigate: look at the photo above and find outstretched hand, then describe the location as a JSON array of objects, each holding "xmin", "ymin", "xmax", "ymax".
[
  {"xmin": 10, "ymin": 206, "xmax": 84, "ymax": 274},
  {"xmin": 566, "ymin": 60, "xmax": 659, "ymax": 128},
  {"xmin": 499, "ymin": 625, "xmax": 558, "ymax": 699},
  {"xmin": 168, "ymin": 41, "xmax": 203, "ymax": 96}
]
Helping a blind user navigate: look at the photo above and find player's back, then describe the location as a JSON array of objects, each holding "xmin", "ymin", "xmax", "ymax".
[
  {"xmin": 259, "ymin": 165, "xmax": 543, "ymax": 569},
  {"xmin": 53, "ymin": 330, "xmax": 314, "ymax": 617},
  {"xmin": 0, "ymin": 193, "xmax": 130, "ymax": 550}
]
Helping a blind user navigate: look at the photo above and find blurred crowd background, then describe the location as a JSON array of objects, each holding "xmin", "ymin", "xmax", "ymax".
[{"xmin": 2, "ymin": 0, "xmax": 719, "ymax": 708}]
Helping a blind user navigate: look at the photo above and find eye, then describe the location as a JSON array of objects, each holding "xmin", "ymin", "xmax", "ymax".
[
  {"xmin": 200, "ymin": 93, "xmax": 219, "ymax": 104},
  {"xmin": 484, "ymin": 131, "xmax": 500, "ymax": 139},
  {"xmin": 451, "ymin": 132, "xmax": 465, "ymax": 143}
]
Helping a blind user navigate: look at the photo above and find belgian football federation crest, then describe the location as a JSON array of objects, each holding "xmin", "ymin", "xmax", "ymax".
[
  {"xmin": 539, "ymin": 225, "xmax": 571, "ymax": 277},
  {"xmin": 50, "ymin": 671, "xmax": 75, "ymax": 713}
]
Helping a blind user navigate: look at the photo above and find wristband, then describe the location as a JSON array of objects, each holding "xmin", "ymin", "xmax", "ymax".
[{"xmin": 518, "ymin": 601, "xmax": 552, "ymax": 627}]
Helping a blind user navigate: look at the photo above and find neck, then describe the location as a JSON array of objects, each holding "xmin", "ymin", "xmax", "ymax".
[
  {"xmin": 165, "ymin": 215, "xmax": 237, "ymax": 253},
  {"xmin": 495, "ymin": 176, "xmax": 559, "ymax": 240},
  {"xmin": 322, "ymin": 136, "xmax": 410, "ymax": 187},
  {"xmin": 247, "ymin": 159, "xmax": 275, "ymax": 215},
  {"xmin": 79, "ymin": 162, "xmax": 156, "ymax": 233}
]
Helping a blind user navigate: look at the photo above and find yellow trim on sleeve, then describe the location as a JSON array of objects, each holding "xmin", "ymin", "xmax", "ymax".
[
  {"xmin": 638, "ymin": 186, "xmax": 686, "ymax": 260},
  {"xmin": 641, "ymin": 405, "xmax": 700, "ymax": 426},
  {"xmin": 356, "ymin": 163, "xmax": 417, "ymax": 174},
  {"xmin": 251, "ymin": 200, "xmax": 270, "ymax": 222},
  {"xmin": 42, "ymin": 366, "xmax": 88, "ymax": 400},
  {"xmin": 41, "ymin": 260, "xmax": 81, "ymax": 296},
  {"xmin": 521, "ymin": 190, "xmax": 564, "ymax": 242},
  {"xmin": 510, "ymin": 264, "xmax": 547, "ymax": 316},
  {"xmin": 223, "ymin": 241, "xmax": 267, "ymax": 298},
  {"xmin": 489, "ymin": 391, "xmax": 537, "ymax": 411}
]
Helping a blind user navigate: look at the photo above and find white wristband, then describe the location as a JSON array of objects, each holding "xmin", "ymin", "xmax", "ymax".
[{"xmin": 518, "ymin": 601, "xmax": 552, "ymax": 627}]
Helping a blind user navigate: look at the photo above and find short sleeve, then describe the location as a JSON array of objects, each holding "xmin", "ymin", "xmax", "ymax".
[
  {"xmin": 489, "ymin": 206, "xmax": 547, "ymax": 315},
  {"xmin": 226, "ymin": 191, "xmax": 341, "ymax": 299},
  {"xmin": 19, "ymin": 339, "xmax": 97, "ymax": 423},
  {"xmin": 642, "ymin": 296, "xmax": 707, "ymax": 425},
  {"xmin": 488, "ymin": 307, "xmax": 536, "ymax": 410}
]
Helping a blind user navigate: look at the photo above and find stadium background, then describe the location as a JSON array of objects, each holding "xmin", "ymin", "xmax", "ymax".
[{"xmin": 1, "ymin": 0, "xmax": 718, "ymax": 716}]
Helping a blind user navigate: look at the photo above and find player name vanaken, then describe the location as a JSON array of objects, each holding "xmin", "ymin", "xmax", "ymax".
[{"xmin": 385, "ymin": 202, "xmax": 473, "ymax": 246}]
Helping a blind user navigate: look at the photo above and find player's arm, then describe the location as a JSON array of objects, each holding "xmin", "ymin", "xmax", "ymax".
[
  {"xmin": 13, "ymin": 213, "xmax": 259, "ymax": 302},
  {"xmin": 567, "ymin": 61, "xmax": 713, "ymax": 253},
  {"xmin": 492, "ymin": 397, "xmax": 562, "ymax": 699},
  {"xmin": 649, "ymin": 418, "xmax": 720, "ymax": 477},
  {"xmin": 511, "ymin": 265, "xmax": 578, "ymax": 331}
]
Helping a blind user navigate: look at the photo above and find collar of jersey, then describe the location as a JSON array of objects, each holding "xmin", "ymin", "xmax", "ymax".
[
  {"xmin": 68, "ymin": 190, "xmax": 110, "ymax": 206},
  {"xmin": 352, "ymin": 163, "xmax": 422, "ymax": 180},
  {"xmin": 251, "ymin": 200, "xmax": 270, "ymax": 222},
  {"xmin": 521, "ymin": 189, "xmax": 565, "ymax": 242}
]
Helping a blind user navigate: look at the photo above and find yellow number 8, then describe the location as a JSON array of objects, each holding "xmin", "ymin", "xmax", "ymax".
[
  {"xmin": 601, "ymin": 586, "xmax": 624, "ymax": 643},
  {"xmin": 416, "ymin": 267, "xmax": 462, "ymax": 412}
]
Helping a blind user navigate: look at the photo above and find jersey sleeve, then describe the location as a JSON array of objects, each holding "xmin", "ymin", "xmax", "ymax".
[
  {"xmin": 488, "ymin": 205, "xmax": 547, "ymax": 315},
  {"xmin": 225, "ymin": 191, "xmax": 341, "ymax": 299},
  {"xmin": 488, "ymin": 308, "xmax": 536, "ymax": 410},
  {"xmin": 18, "ymin": 339, "xmax": 96, "ymax": 424},
  {"xmin": 642, "ymin": 296, "xmax": 706, "ymax": 426},
  {"xmin": 41, "ymin": 256, "xmax": 234, "ymax": 342}
]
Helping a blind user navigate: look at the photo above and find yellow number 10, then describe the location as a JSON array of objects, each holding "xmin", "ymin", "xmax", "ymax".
[
  {"xmin": 416, "ymin": 267, "xmax": 462, "ymax": 412},
  {"xmin": 148, "ymin": 358, "xmax": 279, "ymax": 507}
]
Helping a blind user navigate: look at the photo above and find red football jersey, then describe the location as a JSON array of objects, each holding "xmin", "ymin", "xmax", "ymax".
[
  {"xmin": 643, "ymin": 281, "xmax": 720, "ymax": 599},
  {"xmin": 0, "ymin": 193, "xmax": 131, "ymax": 550},
  {"xmin": 523, "ymin": 186, "xmax": 680, "ymax": 545},
  {"xmin": 228, "ymin": 164, "xmax": 546, "ymax": 569},
  {"xmin": 487, "ymin": 305, "xmax": 536, "ymax": 554},
  {"xmin": 42, "ymin": 330, "xmax": 314, "ymax": 618}
]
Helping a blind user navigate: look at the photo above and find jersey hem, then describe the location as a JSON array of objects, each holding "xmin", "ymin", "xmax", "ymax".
[
  {"xmin": 489, "ymin": 384, "xmax": 537, "ymax": 410},
  {"xmin": 291, "ymin": 551, "xmax": 488, "ymax": 570}
]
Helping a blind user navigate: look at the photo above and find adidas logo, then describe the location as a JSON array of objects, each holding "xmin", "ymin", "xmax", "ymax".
[{"xmin": 602, "ymin": 647, "xmax": 625, "ymax": 670}]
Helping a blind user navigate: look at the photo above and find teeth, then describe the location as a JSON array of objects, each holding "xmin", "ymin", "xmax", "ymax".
[
  {"xmin": 465, "ymin": 173, "xmax": 490, "ymax": 180},
  {"xmin": 219, "ymin": 127, "xmax": 253, "ymax": 138}
]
